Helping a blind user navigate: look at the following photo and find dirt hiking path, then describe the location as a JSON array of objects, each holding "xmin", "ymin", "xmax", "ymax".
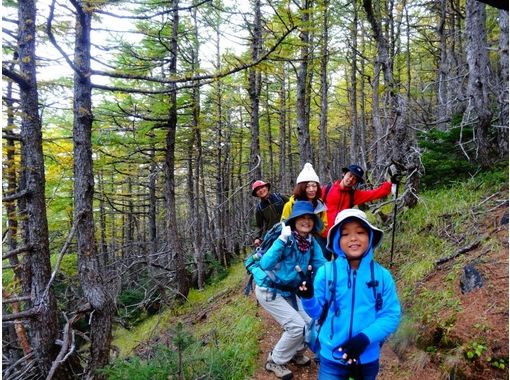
[{"xmin": 249, "ymin": 303, "xmax": 401, "ymax": 380}]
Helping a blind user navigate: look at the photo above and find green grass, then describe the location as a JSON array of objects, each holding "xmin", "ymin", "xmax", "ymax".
[
  {"xmin": 107, "ymin": 262, "xmax": 264, "ymax": 379},
  {"xmin": 112, "ymin": 262, "xmax": 257, "ymax": 357},
  {"xmin": 387, "ymin": 168, "xmax": 507, "ymax": 287},
  {"xmin": 384, "ymin": 167, "xmax": 508, "ymax": 374}
]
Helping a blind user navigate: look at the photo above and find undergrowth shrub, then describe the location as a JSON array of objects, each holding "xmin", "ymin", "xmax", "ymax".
[
  {"xmin": 106, "ymin": 270, "xmax": 261, "ymax": 379},
  {"xmin": 418, "ymin": 126, "xmax": 479, "ymax": 189}
]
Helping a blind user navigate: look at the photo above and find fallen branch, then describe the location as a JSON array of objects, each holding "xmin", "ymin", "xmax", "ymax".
[
  {"xmin": 2, "ymin": 308, "xmax": 39, "ymax": 322},
  {"xmin": 45, "ymin": 313, "xmax": 81, "ymax": 380},
  {"xmin": 435, "ymin": 236, "xmax": 486, "ymax": 265},
  {"xmin": 2, "ymin": 245, "xmax": 32, "ymax": 261},
  {"xmin": 2, "ymin": 189, "xmax": 29, "ymax": 202}
]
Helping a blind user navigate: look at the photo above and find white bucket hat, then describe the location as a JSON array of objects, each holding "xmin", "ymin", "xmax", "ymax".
[
  {"xmin": 326, "ymin": 208, "xmax": 384, "ymax": 252},
  {"xmin": 296, "ymin": 162, "xmax": 320, "ymax": 184}
]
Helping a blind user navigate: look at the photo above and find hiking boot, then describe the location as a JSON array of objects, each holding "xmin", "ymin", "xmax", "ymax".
[
  {"xmin": 266, "ymin": 353, "xmax": 293, "ymax": 379},
  {"xmin": 291, "ymin": 349, "xmax": 311, "ymax": 366}
]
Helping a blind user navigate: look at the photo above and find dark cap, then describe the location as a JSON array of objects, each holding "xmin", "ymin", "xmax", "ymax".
[{"xmin": 342, "ymin": 164, "xmax": 365, "ymax": 184}]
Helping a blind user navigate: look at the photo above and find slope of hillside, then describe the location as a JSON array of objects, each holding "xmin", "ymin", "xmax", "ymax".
[{"xmin": 108, "ymin": 170, "xmax": 508, "ymax": 380}]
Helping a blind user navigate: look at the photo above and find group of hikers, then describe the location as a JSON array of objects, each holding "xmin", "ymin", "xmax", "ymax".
[{"xmin": 247, "ymin": 163, "xmax": 402, "ymax": 380}]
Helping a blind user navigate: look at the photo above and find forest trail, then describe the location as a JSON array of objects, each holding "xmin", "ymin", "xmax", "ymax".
[
  {"xmin": 132, "ymin": 203, "xmax": 508, "ymax": 380},
  {"xmin": 248, "ymin": 301, "xmax": 402, "ymax": 380}
]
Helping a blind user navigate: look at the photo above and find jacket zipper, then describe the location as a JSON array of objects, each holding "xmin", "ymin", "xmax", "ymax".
[{"xmin": 348, "ymin": 269, "xmax": 357, "ymax": 339}]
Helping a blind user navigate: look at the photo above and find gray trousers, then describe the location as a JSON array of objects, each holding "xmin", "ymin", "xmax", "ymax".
[{"xmin": 255, "ymin": 285, "xmax": 311, "ymax": 365}]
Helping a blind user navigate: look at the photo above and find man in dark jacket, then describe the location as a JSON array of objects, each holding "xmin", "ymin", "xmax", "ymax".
[{"xmin": 252, "ymin": 180, "xmax": 288, "ymax": 247}]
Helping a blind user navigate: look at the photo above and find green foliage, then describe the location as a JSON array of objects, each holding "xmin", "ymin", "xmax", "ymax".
[
  {"xmin": 205, "ymin": 255, "xmax": 229, "ymax": 284},
  {"xmin": 50, "ymin": 253, "xmax": 78, "ymax": 277},
  {"xmin": 117, "ymin": 288, "xmax": 147, "ymax": 327},
  {"xmin": 112, "ymin": 263, "xmax": 247, "ymax": 357},
  {"xmin": 106, "ymin": 265, "xmax": 262, "ymax": 379},
  {"xmin": 464, "ymin": 341, "xmax": 486, "ymax": 361},
  {"xmin": 488, "ymin": 357, "xmax": 507, "ymax": 370},
  {"xmin": 418, "ymin": 126, "xmax": 480, "ymax": 189}
]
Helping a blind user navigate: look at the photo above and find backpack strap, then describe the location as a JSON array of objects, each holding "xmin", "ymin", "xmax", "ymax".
[
  {"xmin": 367, "ymin": 260, "xmax": 383, "ymax": 312},
  {"xmin": 323, "ymin": 183, "xmax": 333, "ymax": 202},
  {"xmin": 348, "ymin": 189, "xmax": 355, "ymax": 208}
]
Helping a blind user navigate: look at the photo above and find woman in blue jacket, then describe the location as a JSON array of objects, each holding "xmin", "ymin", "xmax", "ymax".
[
  {"xmin": 297, "ymin": 208, "xmax": 401, "ymax": 379},
  {"xmin": 252, "ymin": 200, "xmax": 327, "ymax": 379}
]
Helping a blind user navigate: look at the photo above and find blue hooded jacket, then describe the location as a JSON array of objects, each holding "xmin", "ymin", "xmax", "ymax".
[
  {"xmin": 301, "ymin": 219, "xmax": 401, "ymax": 364},
  {"xmin": 252, "ymin": 236, "xmax": 326, "ymax": 297}
]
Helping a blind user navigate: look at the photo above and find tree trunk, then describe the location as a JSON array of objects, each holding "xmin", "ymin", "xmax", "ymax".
[
  {"xmin": 296, "ymin": 0, "xmax": 313, "ymax": 165},
  {"xmin": 437, "ymin": 0, "xmax": 449, "ymax": 130},
  {"xmin": 359, "ymin": 30, "xmax": 368, "ymax": 171},
  {"xmin": 318, "ymin": 0, "xmax": 330, "ymax": 180},
  {"xmin": 189, "ymin": 2, "xmax": 205, "ymax": 289},
  {"xmin": 350, "ymin": 1, "xmax": 359, "ymax": 164},
  {"xmin": 265, "ymin": 79, "xmax": 275, "ymax": 181},
  {"xmin": 213, "ymin": 15, "xmax": 228, "ymax": 267},
  {"xmin": 363, "ymin": 0, "xmax": 420, "ymax": 207},
  {"xmin": 17, "ymin": 0, "xmax": 60, "ymax": 375},
  {"xmin": 164, "ymin": 0, "xmax": 189, "ymax": 301},
  {"xmin": 497, "ymin": 9, "xmax": 509, "ymax": 156},
  {"xmin": 72, "ymin": 2, "xmax": 114, "ymax": 377},
  {"xmin": 249, "ymin": 0, "xmax": 262, "ymax": 178},
  {"xmin": 465, "ymin": 0, "xmax": 492, "ymax": 168},
  {"xmin": 279, "ymin": 64, "xmax": 289, "ymax": 189}
]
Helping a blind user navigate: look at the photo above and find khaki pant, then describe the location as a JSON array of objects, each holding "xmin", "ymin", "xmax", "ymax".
[{"xmin": 255, "ymin": 286, "xmax": 311, "ymax": 365}]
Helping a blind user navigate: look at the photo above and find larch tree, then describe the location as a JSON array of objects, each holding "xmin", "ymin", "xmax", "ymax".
[
  {"xmin": 362, "ymin": 0, "xmax": 420, "ymax": 207},
  {"xmin": 296, "ymin": 0, "xmax": 314, "ymax": 165},
  {"xmin": 1, "ymin": 0, "xmax": 63, "ymax": 377},
  {"xmin": 163, "ymin": 0, "xmax": 190, "ymax": 301},
  {"xmin": 249, "ymin": 0, "xmax": 263, "ymax": 178},
  {"xmin": 68, "ymin": 0, "xmax": 115, "ymax": 377},
  {"xmin": 187, "ymin": 0, "xmax": 206, "ymax": 289},
  {"xmin": 318, "ymin": 0, "xmax": 331, "ymax": 180},
  {"xmin": 464, "ymin": 0, "xmax": 492, "ymax": 168},
  {"xmin": 497, "ymin": 9, "xmax": 509, "ymax": 156}
]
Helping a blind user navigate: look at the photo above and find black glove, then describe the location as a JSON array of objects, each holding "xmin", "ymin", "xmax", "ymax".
[
  {"xmin": 332, "ymin": 333, "xmax": 370, "ymax": 362},
  {"xmin": 387, "ymin": 165, "xmax": 401, "ymax": 184},
  {"xmin": 295, "ymin": 266, "xmax": 314, "ymax": 299}
]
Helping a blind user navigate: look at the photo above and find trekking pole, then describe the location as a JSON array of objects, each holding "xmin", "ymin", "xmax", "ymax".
[{"xmin": 389, "ymin": 165, "xmax": 399, "ymax": 268}]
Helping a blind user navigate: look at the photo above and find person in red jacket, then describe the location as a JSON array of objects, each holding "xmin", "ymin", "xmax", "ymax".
[{"xmin": 322, "ymin": 164, "xmax": 398, "ymax": 243}]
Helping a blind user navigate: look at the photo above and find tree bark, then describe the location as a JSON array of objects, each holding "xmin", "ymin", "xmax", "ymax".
[
  {"xmin": 465, "ymin": 0, "xmax": 492, "ymax": 168},
  {"xmin": 17, "ymin": 0, "xmax": 61, "ymax": 375},
  {"xmin": 497, "ymin": 9, "xmax": 509, "ymax": 156},
  {"xmin": 249, "ymin": 0, "xmax": 262, "ymax": 179},
  {"xmin": 72, "ymin": 2, "xmax": 114, "ymax": 377},
  {"xmin": 164, "ymin": 0, "xmax": 190, "ymax": 301},
  {"xmin": 296, "ymin": 0, "xmax": 313, "ymax": 165},
  {"xmin": 318, "ymin": 0, "xmax": 330, "ymax": 180}
]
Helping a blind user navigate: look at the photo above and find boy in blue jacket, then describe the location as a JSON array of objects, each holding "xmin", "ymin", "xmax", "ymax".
[
  {"xmin": 252, "ymin": 200, "xmax": 327, "ymax": 379},
  {"xmin": 297, "ymin": 208, "xmax": 401, "ymax": 379}
]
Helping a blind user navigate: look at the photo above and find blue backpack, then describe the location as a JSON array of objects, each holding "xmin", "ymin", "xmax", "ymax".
[{"xmin": 243, "ymin": 222, "xmax": 284, "ymax": 295}]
